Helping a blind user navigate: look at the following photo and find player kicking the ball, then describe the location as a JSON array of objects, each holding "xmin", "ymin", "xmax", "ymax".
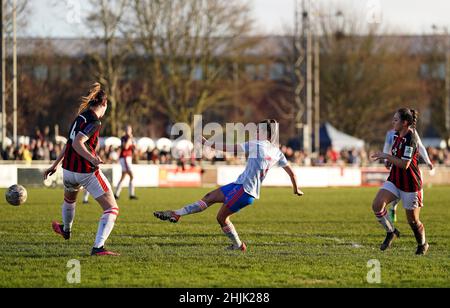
[
  {"xmin": 44, "ymin": 83, "xmax": 120, "ymax": 256},
  {"xmin": 154, "ymin": 119, "xmax": 303, "ymax": 251}
]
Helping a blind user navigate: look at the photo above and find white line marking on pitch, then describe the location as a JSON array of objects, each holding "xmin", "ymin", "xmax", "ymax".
[{"xmin": 318, "ymin": 236, "xmax": 364, "ymax": 248}]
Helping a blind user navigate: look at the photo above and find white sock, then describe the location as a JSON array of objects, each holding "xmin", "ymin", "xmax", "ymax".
[
  {"xmin": 62, "ymin": 199, "xmax": 76, "ymax": 232},
  {"xmin": 375, "ymin": 209, "xmax": 395, "ymax": 233},
  {"xmin": 94, "ymin": 207, "xmax": 119, "ymax": 248},
  {"xmin": 83, "ymin": 191, "xmax": 89, "ymax": 203},
  {"xmin": 115, "ymin": 181, "xmax": 123, "ymax": 197},
  {"xmin": 174, "ymin": 200, "xmax": 208, "ymax": 216},
  {"xmin": 391, "ymin": 200, "xmax": 399, "ymax": 211},
  {"xmin": 129, "ymin": 181, "xmax": 135, "ymax": 197},
  {"xmin": 222, "ymin": 222, "xmax": 242, "ymax": 248}
]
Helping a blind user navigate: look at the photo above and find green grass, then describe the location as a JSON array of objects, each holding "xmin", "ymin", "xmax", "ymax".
[{"xmin": 0, "ymin": 186, "xmax": 449, "ymax": 288}]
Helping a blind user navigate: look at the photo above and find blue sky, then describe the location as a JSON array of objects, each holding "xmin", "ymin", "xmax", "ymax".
[{"xmin": 24, "ymin": 0, "xmax": 450, "ymax": 37}]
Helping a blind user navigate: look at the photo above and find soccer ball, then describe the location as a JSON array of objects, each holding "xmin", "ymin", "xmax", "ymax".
[{"xmin": 5, "ymin": 184, "xmax": 27, "ymax": 206}]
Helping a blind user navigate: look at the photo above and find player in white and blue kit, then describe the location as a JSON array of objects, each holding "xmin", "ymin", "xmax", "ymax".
[
  {"xmin": 383, "ymin": 129, "xmax": 433, "ymax": 222},
  {"xmin": 154, "ymin": 120, "xmax": 304, "ymax": 251}
]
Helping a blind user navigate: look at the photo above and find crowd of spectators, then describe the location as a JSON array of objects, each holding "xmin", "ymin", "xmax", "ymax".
[{"xmin": 2, "ymin": 132, "xmax": 450, "ymax": 167}]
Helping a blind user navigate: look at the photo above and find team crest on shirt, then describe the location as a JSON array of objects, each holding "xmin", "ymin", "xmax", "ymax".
[{"xmin": 404, "ymin": 146, "xmax": 413, "ymax": 158}]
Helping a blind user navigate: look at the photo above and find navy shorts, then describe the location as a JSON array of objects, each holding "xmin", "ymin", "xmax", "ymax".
[{"xmin": 220, "ymin": 183, "xmax": 255, "ymax": 213}]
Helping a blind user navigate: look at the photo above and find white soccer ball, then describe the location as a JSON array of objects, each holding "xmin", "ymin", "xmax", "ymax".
[{"xmin": 5, "ymin": 184, "xmax": 28, "ymax": 206}]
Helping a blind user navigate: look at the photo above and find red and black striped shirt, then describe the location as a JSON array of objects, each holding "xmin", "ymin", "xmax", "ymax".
[
  {"xmin": 387, "ymin": 130, "xmax": 422, "ymax": 192},
  {"xmin": 62, "ymin": 110, "xmax": 102, "ymax": 174},
  {"xmin": 119, "ymin": 135, "xmax": 134, "ymax": 158}
]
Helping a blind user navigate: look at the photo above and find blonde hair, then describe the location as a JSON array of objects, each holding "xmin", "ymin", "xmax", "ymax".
[{"xmin": 78, "ymin": 82, "xmax": 105, "ymax": 114}]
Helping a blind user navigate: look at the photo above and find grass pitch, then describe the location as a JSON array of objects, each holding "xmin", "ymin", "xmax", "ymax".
[{"xmin": 0, "ymin": 186, "xmax": 449, "ymax": 288}]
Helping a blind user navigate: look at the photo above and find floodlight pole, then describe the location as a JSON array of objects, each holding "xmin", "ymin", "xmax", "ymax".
[
  {"xmin": 313, "ymin": 34, "xmax": 320, "ymax": 154},
  {"xmin": 12, "ymin": 0, "xmax": 17, "ymax": 145},
  {"xmin": 445, "ymin": 28, "xmax": 450, "ymax": 141},
  {"xmin": 1, "ymin": 0, "xmax": 6, "ymax": 151},
  {"xmin": 294, "ymin": 0, "xmax": 312, "ymax": 155}
]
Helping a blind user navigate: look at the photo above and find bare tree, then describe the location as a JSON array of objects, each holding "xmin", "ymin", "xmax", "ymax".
[
  {"xmin": 421, "ymin": 31, "xmax": 449, "ymax": 141},
  {"xmin": 85, "ymin": 0, "xmax": 131, "ymax": 135},
  {"xmin": 2, "ymin": 0, "xmax": 29, "ymax": 38},
  {"xmin": 269, "ymin": 8, "xmax": 426, "ymax": 146},
  {"xmin": 130, "ymin": 0, "xmax": 256, "ymax": 126}
]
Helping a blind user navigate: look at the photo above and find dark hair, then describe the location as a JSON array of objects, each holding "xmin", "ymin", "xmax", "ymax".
[
  {"xmin": 79, "ymin": 82, "xmax": 107, "ymax": 114},
  {"xmin": 397, "ymin": 108, "xmax": 418, "ymax": 128},
  {"xmin": 258, "ymin": 119, "xmax": 278, "ymax": 140}
]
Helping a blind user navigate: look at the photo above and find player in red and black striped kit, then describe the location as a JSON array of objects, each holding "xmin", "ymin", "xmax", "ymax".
[
  {"xmin": 44, "ymin": 83, "xmax": 120, "ymax": 256},
  {"xmin": 62, "ymin": 109, "xmax": 101, "ymax": 173},
  {"xmin": 387, "ymin": 131, "xmax": 422, "ymax": 193},
  {"xmin": 114, "ymin": 125, "xmax": 138, "ymax": 200},
  {"xmin": 371, "ymin": 108, "xmax": 429, "ymax": 255}
]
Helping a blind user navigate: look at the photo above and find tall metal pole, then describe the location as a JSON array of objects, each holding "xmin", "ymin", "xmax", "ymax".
[
  {"xmin": 446, "ymin": 50, "xmax": 450, "ymax": 142},
  {"xmin": 1, "ymin": 0, "xmax": 6, "ymax": 151},
  {"xmin": 314, "ymin": 35, "xmax": 320, "ymax": 153},
  {"xmin": 12, "ymin": 0, "xmax": 17, "ymax": 145},
  {"xmin": 294, "ymin": 0, "xmax": 305, "ymax": 147},
  {"xmin": 305, "ymin": 1, "xmax": 313, "ymax": 155},
  {"xmin": 294, "ymin": 0, "xmax": 312, "ymax": 154}
]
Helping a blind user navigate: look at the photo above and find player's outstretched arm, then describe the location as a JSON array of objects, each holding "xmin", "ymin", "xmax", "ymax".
[
  {"xmin": 44, "ymin": 143, "xmax": 67, "ymax": 180},
  {"xmin": 201, "ymin": 136, "xmax": 244, "ymax": 156},
  {"xmin": 371, "ymin": 152, "xmax": 410, "ymax": 170},
  {"xmin": 283, "ymin": 165, "xmax": 304, "ymax": 196}
]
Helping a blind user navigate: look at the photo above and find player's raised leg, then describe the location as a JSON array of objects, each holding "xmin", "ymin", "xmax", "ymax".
[
  {"xmin": 372, "ymin": 187, "xmax": 400, "ymax": 251},
  {"xmin": 154, "ymin": 187, "xmax": 225, "ymax": 223}
]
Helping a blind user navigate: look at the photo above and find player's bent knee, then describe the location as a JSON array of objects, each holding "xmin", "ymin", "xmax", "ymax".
[
  {"xmin": 216, "ymin": 214, "xmax": 226, "ymax": 225},
  {"xmin": 372, "ymin": 200, "xmax": 383, "ymax": 213}
]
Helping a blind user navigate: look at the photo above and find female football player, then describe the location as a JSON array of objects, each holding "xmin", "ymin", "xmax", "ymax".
[
  {"xmin": 154, "ymin": 119, "xmax": 304, "ymax": 251},
  {"xmin": 114, "ymin": 125, "xmax": 138, "ymax": 200},
  {"xmin": 44, "ymin": 83, "xmax": 120, "ymax": 256},
  {"xmin": 371, "ymin": 108, "xmax": 429, "ymax": 255},
  {"xmin": 382, "ymin": 128, "xmax": 434, "ymax": 223}
]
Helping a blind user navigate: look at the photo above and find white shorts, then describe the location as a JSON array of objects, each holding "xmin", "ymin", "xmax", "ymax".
[
  {"xmin": 381, "ymin": 181, "xmax": 423, "ymax": 210},
  {"xmin": 63, "ymin": 169, "xmax": 112, "ymax": 199},
  {"xmin": 119, "ymin": 157, "xmax": 133, "ymax": 173}
]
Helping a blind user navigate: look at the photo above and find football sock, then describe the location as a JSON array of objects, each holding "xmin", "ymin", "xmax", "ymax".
[
  {"xmin": 94, "ymin": 207, "xmax": 119, "ymax": 248},
  {"xmin": 62, "ymin": 198, "xmax": 76, "ymax": 232},
  {"xmin": 129, "ymin": 182, "xmax": 135, "ymax": 197},
  {"xmin": 375, "ymin": 208, "xmax": 395, "ymax": 233},
  {"xmin": 115, "ymin": 181, "xmax": 123, "ymax": 197},
  {"xmin": 83, "ymin": 192, "xmax": 89, "ymax": 203},
  {"xmin": 174, "ymin": 200, "xmax": 208, "ymax": 216},
  {"xmin": 391, "ymin": 200, "xmax": 399, "ymax": 211},
  {"xmin": 410, "ymin": 222, "xmax": 426, "ymax": 245},
  {"xmin": 222, "ymin": 222, "xmax": 242, "ymax": 248}
]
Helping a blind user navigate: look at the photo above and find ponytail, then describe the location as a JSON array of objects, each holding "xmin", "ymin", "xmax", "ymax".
[
  {"xmin": 78, "ymin": 82, "xmax": 106, "ymax": 114},
  {"xmin": 397, "ymin": 108, "xmax": 418, "ymax": 129},
  {"xmin": 410, "ymin": 109, "xmax": 418, "ymax": 129}
]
